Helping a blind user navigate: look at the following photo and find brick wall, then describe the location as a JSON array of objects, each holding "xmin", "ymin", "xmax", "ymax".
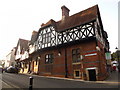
[{"xmin": 34, "ymin": 39, "xmax": 108, "ymax": 80}]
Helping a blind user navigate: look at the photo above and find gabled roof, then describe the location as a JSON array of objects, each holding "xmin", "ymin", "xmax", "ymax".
[
  {"xmin": 41, "ymin": 19, "xmax": 56, "ymax": 28},
  {"xmin": 15, "ymin": 38, "xmax": 29, "ymax": 55},
  {"xmin": 40, "ymin": 5, "xmax": 99, "ymax": 32}
]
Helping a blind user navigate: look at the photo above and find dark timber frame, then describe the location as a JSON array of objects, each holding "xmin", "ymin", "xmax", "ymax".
[{"xmin": 36, "ymin": 20, "xmax": 96, "ymax": 50}]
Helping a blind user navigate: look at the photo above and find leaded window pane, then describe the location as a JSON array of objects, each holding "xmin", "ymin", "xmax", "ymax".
[
  {"xmin": 72, "ymin": 48, "xmax": 81, "ymax": 63},
  {"xmin": 45, "ymin": 54, "xmax": 54, "ymax": 64}
]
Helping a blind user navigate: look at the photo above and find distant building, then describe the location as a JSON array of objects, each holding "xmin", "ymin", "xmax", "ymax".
[
  {"xmin": 5, "ymin": 52, "xmax": 11, "ymax": 67},
  {"xmin": 0, "ymin": 60, "xmax": 5, "ymax": 67},
  {"xmin": 10, "ymin": 47, "xmax": 16, "ymax": 67},
  {"xmin": 5, "ymin": 47, "xmax": 16, "ymax": 67}
]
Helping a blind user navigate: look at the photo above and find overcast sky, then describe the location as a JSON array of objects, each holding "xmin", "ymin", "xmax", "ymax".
[{"xmin": 0, "ymin": 0, "xmax": 119, "ymax": 60}]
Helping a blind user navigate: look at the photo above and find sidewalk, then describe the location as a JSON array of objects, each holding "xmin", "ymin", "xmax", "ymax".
[
  {"xmin": 95, "ymin": 71, "xmax": 119, "ymax": 84},
  {"xmin": 21, "ymin": 71, "xmax": 120, "ymax": 85},
  {"xmin": 105, "ymin": 71, "xmax": 119, "ymax": 82}
]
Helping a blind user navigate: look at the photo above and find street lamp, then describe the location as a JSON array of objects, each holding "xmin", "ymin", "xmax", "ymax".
[
  {"xmin": 58, "ymin": 51, "xmax": 61, "ymax": 56},
  {"xmin": 38, "ymin": 56, "xmax": 41, "ymax": 60}
]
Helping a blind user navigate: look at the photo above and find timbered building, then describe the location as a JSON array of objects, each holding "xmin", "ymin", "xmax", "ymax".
[
  {"xmin": 15, "ymin": 38, "xmax": 29, "ymax": 73},
  {"xmin": 29, "ymin": 5, "xmax": 109, "ymax": 81},
  {"xmin": 28, "ymin": 31, "xmax": 39, "ymax": 74}
]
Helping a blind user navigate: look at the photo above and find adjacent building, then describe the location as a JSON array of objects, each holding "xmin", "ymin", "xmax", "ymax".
[{"xmin": 15, "ymin": 38, "xmax": 29, "ymax": 73}]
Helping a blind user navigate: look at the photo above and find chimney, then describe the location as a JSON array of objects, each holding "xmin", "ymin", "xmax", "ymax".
[
  {"xmin": 32, "ymin": 30, "xmax": 37, "ymax": 35},
  {"xmin": 61, "ymin": 5, "xmax": 70, "ymax": 20},
  {"xmin": 41, "ymin": 23, "xmax": 45, "ymax": 27}
]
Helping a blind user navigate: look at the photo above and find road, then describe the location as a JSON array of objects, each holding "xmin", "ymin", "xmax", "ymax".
[{"xmin": 1, "ymin": 72, "xmax": 119, "ymax": 89}]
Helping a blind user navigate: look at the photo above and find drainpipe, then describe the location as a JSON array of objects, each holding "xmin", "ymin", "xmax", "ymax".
[
  {"xmin": 65, "ymin": 47, "xmax": 68, "ymax": 78},
  {"xmin": 62, "ymin": 32, "xmax": 68, "ymax": 78}
]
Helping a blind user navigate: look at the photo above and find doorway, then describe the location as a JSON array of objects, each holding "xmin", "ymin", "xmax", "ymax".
[{"xmin": 88, "ymin": 69, "xmax": 96, "ymax": 81}]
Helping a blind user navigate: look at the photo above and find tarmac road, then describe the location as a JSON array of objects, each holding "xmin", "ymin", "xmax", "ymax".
[{"xmin": 1, "ymin": 72, "xmax": 119, "ymax": 89}]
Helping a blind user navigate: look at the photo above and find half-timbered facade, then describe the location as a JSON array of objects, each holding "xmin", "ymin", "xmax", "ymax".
[
  {"xmin": 29, "ymin": 5, "xmax": 109, "ymax": 81},
  {"xmin": 28, "ymin": 31, "xmax": 39, "ymax": 74},
  {"xmin": 15, "ymin": 38, "xmax": 29, "ymax": 73}
]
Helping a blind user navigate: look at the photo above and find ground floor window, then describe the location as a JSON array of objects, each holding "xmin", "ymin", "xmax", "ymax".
[
  {"xmin": 72, "ymin": 48, "xmax": 81, "ymax": 63},
  {"xmin": 45, "ymin": 54, "xmax": 54, "ymax": 64},
  {"xmin": 74, "ymin": 70, "xmax": 81, "ymax": 78}
]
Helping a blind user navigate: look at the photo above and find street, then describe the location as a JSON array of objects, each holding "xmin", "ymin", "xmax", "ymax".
[{"xmin": 1, "ymin": 72, "xmax": 119, "ymax": 89}]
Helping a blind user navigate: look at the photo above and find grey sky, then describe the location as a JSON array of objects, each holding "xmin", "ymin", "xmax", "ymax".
[{"xmin": 0, "ymin": 0, "xmax": 119, "ymax": 60}]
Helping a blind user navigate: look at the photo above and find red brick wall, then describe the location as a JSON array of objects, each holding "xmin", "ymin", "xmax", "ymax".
[{"xmin": 36, "ymin": 39, "xmax": 107, "ymax": 80}]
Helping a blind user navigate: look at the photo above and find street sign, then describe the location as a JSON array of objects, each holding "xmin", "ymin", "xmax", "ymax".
[
  {"xmin": 85, "ymin": 53, "xmax": 97, "ymax": 57},
  {"xmin": 105, "ymin": 52, "xmax": 111, "ymax": 60}
]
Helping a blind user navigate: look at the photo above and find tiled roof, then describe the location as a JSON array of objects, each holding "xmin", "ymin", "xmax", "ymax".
[
  {"xmin": 56, "ymin": 5, "xmax": 98, "ymax": 31},
  {"xmin": 41, "ymin": 19, "xmax": 56, "ymax": 28},
  {"xmin": 19, "ymin": 38, "xmax": 29, "ymax": 51},
  {"xmin": 41, "ymin": 5, "xmax": 99, "ymax": 32},
  {"xmin": 15, "ymin": 38, "xmax": 29, "ymax": 55}
]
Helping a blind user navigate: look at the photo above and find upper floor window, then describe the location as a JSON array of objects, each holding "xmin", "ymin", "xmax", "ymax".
[
  {"xmin": 72, "ymin": 48, "xmax": 81, "ymax": 63},
  {"xmin": 42, "ymin": 30, "xmax": 51, "ymax": 44},
  {"xmin": 45, "ymin": 54, "xmax": 54, "ymax": 64}
]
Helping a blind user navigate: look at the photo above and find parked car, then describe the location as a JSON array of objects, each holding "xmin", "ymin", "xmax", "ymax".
[
  {"xmin": 111, "ymin": 61, "xmax": 118, "ymax": 71},
  {"xmin": 4, "ymin": 67, "xmax": 8, "ymax": 72},
  {"xmin": 6, "ymin": 66, "xmax": 18, "ymax": 73}
]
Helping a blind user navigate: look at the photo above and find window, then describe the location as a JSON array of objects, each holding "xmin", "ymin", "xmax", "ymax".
[
  {"xmin": 45, "ymin": 54, "xmax": 54, "ymax": 64},
  {"xmin": 42, "ymin": 34, "xmax": 46, "ymax": 44},
  {"xmin": 74, "ymin": 70, "xmax": 81, "ymax": 78},
  {"xmin": 72, "ymin": 48, "xmax": 81, "ymax": 63},
  {"xmin": 46, "ymin": 32, "xmax": 51, "ymax": 43},
  {"xmin": 42, "ymin": 32, "xmax": 51, "ymax": 44}
]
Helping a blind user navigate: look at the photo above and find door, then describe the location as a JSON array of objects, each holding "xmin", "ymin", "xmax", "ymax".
[
  {"xmin": 88, "ymin": 69, "xmax": 96, "ymax": 81},
  {"xmin": 32, "ymin": 61, "xmax": 34, "ymax": 72}
]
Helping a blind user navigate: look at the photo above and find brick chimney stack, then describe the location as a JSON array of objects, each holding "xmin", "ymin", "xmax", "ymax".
[
  {"xmin": 61, "ymin": 5, "xmax": 70, "ymax": 20},
  {"xmin": 32, "ymin": 31, "xmax": 37, "ymax": 35}
]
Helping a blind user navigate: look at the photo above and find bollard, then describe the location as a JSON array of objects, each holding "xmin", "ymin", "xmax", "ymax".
[{"xmin": 29, "ymin": 76, "xmax": 33, "ymax": 90}]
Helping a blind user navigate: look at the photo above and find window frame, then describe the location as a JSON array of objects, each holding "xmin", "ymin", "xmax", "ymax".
[
  {"xmin": 72, "ymin": 48, "xmax": 81, "ymax": 63},
  {"xmin": 45, "ymin": 54, "xmax": 54, "ymax": 64},
  {"xmin": 74, "ymin": 70, "xmax": 81, "ymax": 78}
]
